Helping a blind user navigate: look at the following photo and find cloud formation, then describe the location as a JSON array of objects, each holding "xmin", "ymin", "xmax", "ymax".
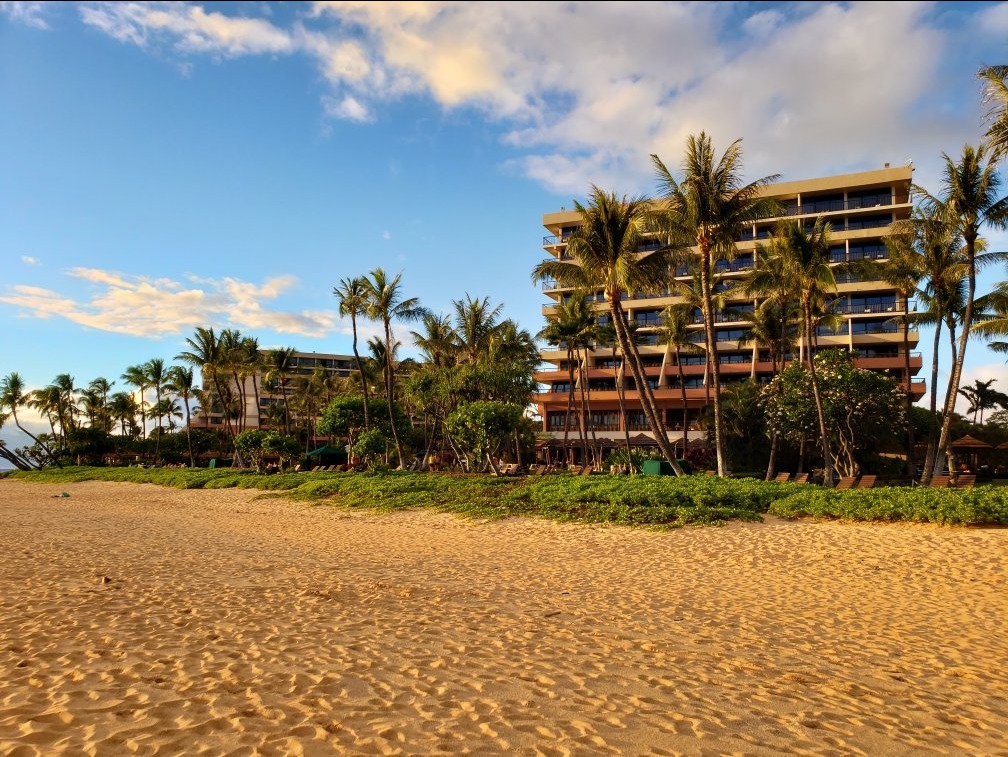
[
  {"xmin": 0, "ymin": 1, "xmax": 49, "ymax": 29},
  {"xmin": 7, "ymin": 2, "xmax": 997, "ymax": 195},
  {"xmin": 0, "ymin": 268, "xmax": 343, "ymax": 338},
  {"xmin": 21, "ymin": 256, "xmax": 39, "ymax": 266}
]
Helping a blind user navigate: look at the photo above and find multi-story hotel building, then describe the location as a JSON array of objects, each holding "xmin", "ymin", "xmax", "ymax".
[
  {"xmin": 191, "ymin": 351, "xmax": 359, "ymax": 431},
  {"xmin": 533, "ymin": 165, "xmax": 925, "ymax": 446}
]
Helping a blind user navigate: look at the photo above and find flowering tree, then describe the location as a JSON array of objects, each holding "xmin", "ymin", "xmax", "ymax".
[{"xmin": 760, "ymin": 350, "xmax": 906, "ymax": 478}]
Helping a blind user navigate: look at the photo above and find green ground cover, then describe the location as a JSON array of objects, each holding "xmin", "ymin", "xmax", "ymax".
[{"xmin": 9, "ymin": 467, "xmax": 1008, "ymax": 527}]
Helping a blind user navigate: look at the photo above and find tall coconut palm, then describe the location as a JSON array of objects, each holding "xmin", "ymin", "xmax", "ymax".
[
  {"xmin": 176, "ymin": 327, "xmax": 236, "ymax": 449},
  {"xmin": 334, "ymin": 276, "xmax": 373, "ymax": 430},
  {"xmin": 263, "ymin": 347, "xmax": 297, "ymax": 434},
  {"xmin": 922, "ymin": 145, "xmax": 1008, "ymax": 479},
  {"xmin": 411, "ymin": 312, "xmax": 458, "ymax": 368},
  {"xmin": 878, "ymin": 227, "xmax": 928, "ymax": 475},
  {"xmin": 167, "ymin": 365, "xmax": 197, "ymax": 467},
  {"xmin": 108, "ymin": 391, "xmax": 140, "ymax": 436},
  {"xmin": 979, "ymin": 66, "xmax": 1008, "ymax": 160},
  {"xmin": 532, "ymin": 187, "xmax": 688, "ymax": 473},
  {"xmin": 88, "ymin": 377, "xmax": 114, "ymax": 432},
  {"xmin": 121, "ymin": 364, "xmax": 150, "ymax": 439},
  {"xmin": 889, "ymin": 204, "xmax": 968, "ymax": 481},
  {"xmin": 651, "ymin": 134, "xmax": 780, "ymax": 476},
  {"xmin": 596, "ymin": 322, "xmax": 635, "ymax": 467},
  {"xmin": 539, "ymin": 298, "xmax": 594, "ymax": 463},
  {"xmin": 50, "ymin": 373, "xmax": 78, "ymax": 445},
  {"xmin": 763, "ymin": 218, "xmax": 839, "ymax": 486},
  {"xmin": 974, "ymin": 280, "xmax": 1008, "ymax": 354},
  {"xmin": 453, "ymin": 294, "xmax": 504, "ymax": 363},
  {"xmin": 144, "ymin": 358, "xmax": 168, "ymax": 459},
  {"xmin": 0, "ymin": 372, "xmax": 56, "ymax": 464},
  {"xmin": 658, "ymin": 304, "xmax": 701, "ymax": 452},
  {"xmin": 364, "ymin": 268, "xmax": 426, "ymax": 467}
]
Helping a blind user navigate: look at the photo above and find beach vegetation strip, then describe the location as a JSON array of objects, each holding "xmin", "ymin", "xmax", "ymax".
[{"xmin": 7, "ymin": 467, "xmax": 1008, "ymax": 527}]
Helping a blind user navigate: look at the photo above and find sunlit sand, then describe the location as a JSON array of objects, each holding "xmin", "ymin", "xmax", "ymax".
[{"xmin": 1, "ymin": 479, "xmax": 1005, "ymax": 754}]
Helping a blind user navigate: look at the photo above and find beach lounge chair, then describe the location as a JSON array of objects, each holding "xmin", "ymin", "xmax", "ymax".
[
  {"xmin": 834, "ymin": 476, "xmax": 859, "ymax": 490},
  {"xmin": 774, "ymin": 472, "xmax": 792, "ymax": 483},
  {"xmin": 579, "ymin": 465, "xmax": 594, "ymax": 476},
  {"xmin": 793, "ymin": 473, "xmax": 810, "ymax": 485},
  {"xmin": 929, "ymin": 475, "xmax": 951, "ymax": 488},
  {"xmin": 952, "ymin": 474, "xmax": 976, "ymax": 489},
  {"xmin": 856, "ymin": 474, "xmax": 877, "ymax": 489}
]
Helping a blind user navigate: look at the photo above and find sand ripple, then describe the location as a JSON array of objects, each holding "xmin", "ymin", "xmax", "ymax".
[{"xmin": 1, "ymin": 480, "xmax": 1006, "ymax": 755}]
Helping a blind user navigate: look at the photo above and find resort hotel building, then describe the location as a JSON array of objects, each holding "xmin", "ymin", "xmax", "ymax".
[
  {"xmin": 191, "ymin": 351, "xmax": 359, "ymax": 431},
  {"xmin": 533, "ymin": 165, "xmax": 924, "ymax": 450}
]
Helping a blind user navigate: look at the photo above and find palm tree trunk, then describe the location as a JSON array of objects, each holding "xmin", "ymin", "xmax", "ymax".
[
  {"xmin": 675, "ymin": 347, "xmax": 688, "ymax": 452},
  {"xmin": 611, "ymin": 345, "xmax": 633, "ymax": 470},
  {"xmin": 921, "ymin": 316, "xmax": 946, "ymax": 484},
  {"xmin": 10, "ymin": 408, "xmax": 57, "ymax": 465},
  {"xmin": 575, "ymin": 346, "xmax": 589, "ymax": 464},
  {"xmin": 610, "ymin": 298, "xmax": 683, "ymax": 474},
  {"xmin": 350, "ymin": 314, "xmax": 371, "ymax": 430},
  {"xmin": 933, "ymin": 239, "xmax": 977, "ymax": 480},
  {"xmin": 699, "ymin": 246, "xmax": 727, "ymax": 476},
  {"xmin": 184, "ymin": 397, "xmax": 195, "ymax": 468},
  {"xmin": 902, "ymin": 299, "xmax": 914, "ymax": 477},
  {"xmin": 765, "ymin": 432, "xmax": 780, "ymax": 481},
  {"xmin": 383, "ymin": 320, "xmax": 406, "ymax": 467},
  {"xmin": 563, "ymin": 346, "xmax": 575, "ymax": 465},
  {"xmin": 805, "ymin": 303, "xmax": 835, "ymax": 487}
]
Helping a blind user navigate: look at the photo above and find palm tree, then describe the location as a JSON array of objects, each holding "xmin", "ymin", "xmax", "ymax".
[
  {"xmin": 958, "ymin": 378, "xmax": 1008, "ymax": 426},
  {"xmin": 878, "ymin": 226, "xmax": 927, "ymax": 475},
  {"xmin": 121, "ymin": 364, "xmax": 149, "ymax": 439},
  {"xmin": 532, "ymin": 187, "xmax": 687, "ymax": 472},
  {"xmin": 411, "ymin": 312, "xmax": 458, "ymax": 368},
  {"xmin": 453, "ymin": 294, "xmax": 504, "ymax": 363},
  {"xmin": 0, "ymin": 372, "xmax": 56, "ymax": 464},
  {"xmin": 888, "ymin": 204, "xmax": 968, "ymax": 482},
  {"xmin": 88, "ymin": 377, "xmax": 114, "ymax": 432},
  {"xmin": 49, "ymin": 373, "xmax": 78, "ymax": 446},
  {"xmin": 539, "ymin": 299, "xmax": 591, "ymax": 463},
  {"xmin": 764, "ymin": 218, "xmax": 839, "ymax": 486},
  {"xmin": 176, "ymin": 327, "xmax": 236, "ymax": 449},
  {"xmin": 651, "ymin": 133, "xmax": 780, "ymax": 476},
  {"xmin": 596, "ymin": 322, "xmax": 637, "ymax": 467},
  {"xmin": 167, "ymin": 365, "xmax": 197, "ymax": 467},
  {"xmin": 922, "ymin": 144, "xmax": 1008, "ymax": 480},
  {"xmin": 975, "ymin": 280, "xmax": 1008, "ymax": 354},
  {"xmin": 979, "ymin": 66, "xmax": 1008, "ymax": 160},
  {"xmin": 658, "ymin": 304, "xmax": 701, "ymax": 452},
  {"xmin": 364, "ymin": 268, "xmax": 426, "ymax": 467},
  {"xmin": 108, "ymin": 391, "xmax": 140, "ymax": 436},
  {"xmin": 144, "ymin": 358, "xmax": 168, "ymax": 460},
  {"xmin": 334, "ymin": 276, "xmax": 373, "ymax": 430},
  {"xmin": 263, "ymin": 347, "xmax": 297, "ymax": 434}
]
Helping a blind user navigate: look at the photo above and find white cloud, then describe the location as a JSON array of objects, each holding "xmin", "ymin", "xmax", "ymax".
[
  {"xmin": 0, "ymin": 1, "xmax": 50, "ymax": 29},
  {"xmin": 70, "ymin": 1, "xmax": 992, "ymax": 195},
  {"xmin": 20, "ymin": 255, "xmax": 39, "ymax": 266},
  {"xmin": 0, "ymin": 268, "xmax": 347, "ymax": 338},
  {"xmin": 321, "ymin": 93, "xmax": 371, "ymax": 122},
  {"xmin": 78, "ymin": 2, "xmax": 293, "ymax": 56},
  {"xmin": 382, "ymin": 230, "xmax": 391, "ymax": 240}
]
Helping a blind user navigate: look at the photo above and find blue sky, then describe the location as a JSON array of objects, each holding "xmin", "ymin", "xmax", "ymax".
[{"xmin": 2, "ymin": 1, "xmax": 1008, "ymax": 456}]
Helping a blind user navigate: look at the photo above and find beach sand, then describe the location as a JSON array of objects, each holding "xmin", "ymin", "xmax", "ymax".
[{"xmin": 1, "ymin": 479, "xmax": 1005, "ymax": 755}]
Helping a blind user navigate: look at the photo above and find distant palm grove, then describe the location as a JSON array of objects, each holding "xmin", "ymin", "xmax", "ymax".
[{"xmin": 6, "ymin": 66, "xmax": 1008, "ymax": 485}]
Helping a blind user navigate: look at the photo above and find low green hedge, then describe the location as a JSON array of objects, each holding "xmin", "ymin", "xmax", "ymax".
[{"xmin": 8, "ymin": 467, "xmax": 1008, "ymax": 527}]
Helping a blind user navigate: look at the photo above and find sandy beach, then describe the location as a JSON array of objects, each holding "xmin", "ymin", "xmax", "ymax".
[{"xmin": 0, "ymin": 479, "xmax": 1005, "ymax": 755}]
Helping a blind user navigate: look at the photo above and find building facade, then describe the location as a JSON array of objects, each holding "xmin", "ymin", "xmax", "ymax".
[
  {"xmin": 191, "ymin": 351, "xmax": 359, "ymax": 431},
  {"xmin": 533, "ymin": 165, "xmax": 924, "ymax": 445}
]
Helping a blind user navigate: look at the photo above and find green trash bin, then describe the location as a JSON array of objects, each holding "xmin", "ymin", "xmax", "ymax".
[
  {"xmin": 209, "ymin": 458, "xmax": 217, "ymax": 469},
  {"xmin": 642, "ymin": 459, "xmax": 675, "ymax": 476}
]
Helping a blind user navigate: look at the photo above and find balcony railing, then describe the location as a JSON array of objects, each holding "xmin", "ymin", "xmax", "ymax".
[
  {"xmin": 829, "ymin": 301, "xmax": 916, "ymax": 315},
  {"xmin": 751, "ymin": 195, "xmax": 908, "ymax": 222}
]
